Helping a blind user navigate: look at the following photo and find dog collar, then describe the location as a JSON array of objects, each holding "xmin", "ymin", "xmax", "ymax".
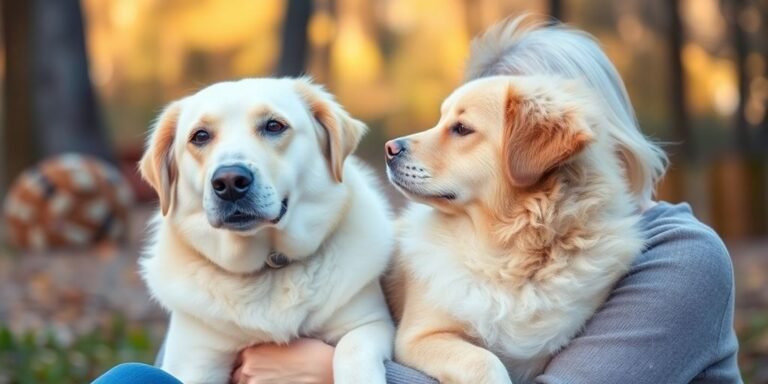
[{"xmin": 266, "ymin": 250, "xmax": 290, "ymax": 269}]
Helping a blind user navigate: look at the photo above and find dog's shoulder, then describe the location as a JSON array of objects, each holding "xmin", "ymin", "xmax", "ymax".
[
  {"xmin": 394, "ymin": 203, "xmax": 483, "ymax": 304},
  {"xmin": 326, "ymin": 155, "xmax": 396, "ymax": 276}
]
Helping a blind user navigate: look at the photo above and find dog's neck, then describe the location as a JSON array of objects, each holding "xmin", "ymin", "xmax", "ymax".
[
  {"xmin": 464, "ymin": 175, "xmax": 568, "ymax": 248},
  {"xmin": 269, "ymin": 182, "xmax": 351, "ymax": 261},
  {"xmin": 459, "ymin": 164, "xmax": 624, "ymax": 284},
  {"xmin": 164, "ymin": 180, "xmax": 351, "ymax": 275}
]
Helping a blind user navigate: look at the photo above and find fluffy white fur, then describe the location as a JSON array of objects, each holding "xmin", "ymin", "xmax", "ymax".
[{"xmin": 139, "ymin": 78, "xmax": 394, "ymax": 384}]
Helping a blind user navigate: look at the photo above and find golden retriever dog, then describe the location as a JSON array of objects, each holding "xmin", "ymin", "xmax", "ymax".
[
  {"xmin": 139, "ymin": 77, "xmax": 394, "ymax": 384},
  {"xmin": 385, "ymin": 18, "xmax": 656, "ymax": 384}
]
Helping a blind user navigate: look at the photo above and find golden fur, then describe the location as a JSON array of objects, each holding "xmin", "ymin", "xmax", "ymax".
[{"xmin": 385, "ymin": 56, "xmax": 645, "ymax": 384}]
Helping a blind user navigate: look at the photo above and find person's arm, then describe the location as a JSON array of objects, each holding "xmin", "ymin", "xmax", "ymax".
[{"xmin": 536, "ymin": 221, "xmax": 740, "ymax": 384}]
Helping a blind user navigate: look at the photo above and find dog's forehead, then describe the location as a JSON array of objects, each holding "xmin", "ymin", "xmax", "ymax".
[
  {"xmin": 442, "ymin": 77, "xmax": 507, "ymax": 116},
  {"xmin": 182, "ymin": 79, "xmax": 307, "ymax": 121},
  {"xmin": 197, "ymin": 78, "xmax": 299, "ymax": 99}
]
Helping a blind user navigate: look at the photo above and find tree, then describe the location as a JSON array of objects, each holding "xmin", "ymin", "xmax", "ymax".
[
  {"xmin": 276, "ymin": 0, "xmax": 313, "ymax": 77},
  {"xmin": 725, "ymin": 0, "xmax": 751, "ymax": 152},
  {"xmin": 550, "ymin": 0, "xmax": 564, "ymax": 21},
  {"xmin": 31, "ymin": 0, "xmax": 113, "ymax": 161},
  {"xmin": 1, "ymin": 0, "xmax": 114, "ymax": 194},
  {"xmin": 666, "ymin": 0, "xmax": 694, "ymax": 162},
  {"xmin": 1, "ymin": 0, "xmax": 36, "ymax": 191},
  {"xmin": 724, "ymin": 0, "xmax": 768, "ymax": 235}
]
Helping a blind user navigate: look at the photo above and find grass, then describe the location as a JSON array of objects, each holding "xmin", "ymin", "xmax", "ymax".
[
  {"xmin": 0, "ymin": 312, "xmax": 766, "ymax": 383},
  {"xmin": 0, "ymin": 317, "xmax": 158, "ymax": 384},
  {"xmin": 737, "ymin": 310, "xmax": 768, "ymax": 384}
]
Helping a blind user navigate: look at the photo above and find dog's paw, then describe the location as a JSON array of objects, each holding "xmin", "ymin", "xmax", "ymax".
[
  {"xmin": 483, "ymin": 361, "xmax": 515, "ymax": 384},
  {"xmin": 432, "ymin": 352, "xmax": 512, "ymax": 384},
  {"xmin": 333, "ymin": 360, "xmax": 387, "ymax": 384}
]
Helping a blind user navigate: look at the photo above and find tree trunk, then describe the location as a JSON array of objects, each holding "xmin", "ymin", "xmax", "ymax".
[
  {"xmin": 726, "ymin": 0, "xmax": 751, "ymax": 153},
  {"xmin": 665, "ymin": 0, "xmax": 716, "ymax": 227},
  {"xmin": 549, "ymin": 0, "xmax": 564, "ymax": 21},
  {"xmin": 724, "ymin": 0, "xmax": 763, "ymax": 237},
  {"xmin": 31, "ymin": 0, "xmax": 113, "ymax": 161},
  {"xmin": 2, "ymin": 0, "xmax": 37, "ymax": 192},
  {"xmin": 758, "ymin": 3, "xmax": 768, "ymax": 236},
  {"xmin": 667, "ymin": 0, "xmax": 693, "ymax": 161},
  {"xmin": 276, "ymin": 0, "xmax": 313, "ymax": 77}
]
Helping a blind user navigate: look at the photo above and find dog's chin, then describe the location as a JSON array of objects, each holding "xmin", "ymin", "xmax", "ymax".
[
  {"xmin": 208, "ymin": 198, "xmax": 289, "ymax": 233},
  {"xmin": 388, "ymin": 175, "xmax": 457, "ymax": 202}
]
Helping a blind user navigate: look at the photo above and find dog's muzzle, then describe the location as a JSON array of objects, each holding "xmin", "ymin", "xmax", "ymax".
[{"xmin": 206, "ymin": 165, "xmax": 288, "ymax": 231}]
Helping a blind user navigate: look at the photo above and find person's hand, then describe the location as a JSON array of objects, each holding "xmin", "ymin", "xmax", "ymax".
[{"xmin": 231, "ymin": 338, "xmax": 335, "ymax": 384}]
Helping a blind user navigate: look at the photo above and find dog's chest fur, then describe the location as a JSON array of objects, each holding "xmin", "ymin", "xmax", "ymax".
[
  {"xmin": 144, "ymin": 242, "xmax": 353, "ymax": 343},
  {"xmin": 398, "ymin": 202, "xmax": 642, "ymax": 381}
]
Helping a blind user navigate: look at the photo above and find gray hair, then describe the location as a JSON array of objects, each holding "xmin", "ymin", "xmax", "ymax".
[{"xmin": 466, "ymin": 15, "xmax": 668, "ymax": 201}]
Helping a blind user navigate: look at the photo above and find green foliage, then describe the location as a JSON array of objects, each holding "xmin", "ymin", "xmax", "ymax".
[
  {"xmin": 0, "ymin": 317, "xmax": 158, "ymax": 384},
  {"xmin": 738, "ymin": 310, "xmax": 768, "ymax": 384}
]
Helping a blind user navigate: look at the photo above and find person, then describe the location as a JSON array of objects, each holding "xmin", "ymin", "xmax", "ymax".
[{"xmin": 93, "ymin": 17, "xmax": 741, "ymax": 384}]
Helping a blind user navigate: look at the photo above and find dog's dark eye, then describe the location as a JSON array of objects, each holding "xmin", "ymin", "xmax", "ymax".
[
  {"xmin": 264, "ymin": 119, "xmax": 287, "ymax": 134},
  {"xmin": 451, "ymin": 123, "xmax": 474, "ymax": 136},
  {"xmin": 190, "ymin": 129, "xmax": 211, "ymax": 145}
]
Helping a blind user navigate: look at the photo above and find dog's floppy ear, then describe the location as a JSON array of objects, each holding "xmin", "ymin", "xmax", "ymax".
[
  {"xmin": 295, "ymin": 78, "xmax": 367, "ymax": 183},
  {"xmin": 502, "ymin": 82, "xmax": 594, "ymax": 188},
  {"xmin": 139, "ymin": 102, "xmax": 181, "ymax": 216}
]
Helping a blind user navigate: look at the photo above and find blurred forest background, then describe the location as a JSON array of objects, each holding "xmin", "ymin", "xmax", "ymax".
[{"xmin": 0, "ymin": 0, "xmax": 767, "ymax": 383}]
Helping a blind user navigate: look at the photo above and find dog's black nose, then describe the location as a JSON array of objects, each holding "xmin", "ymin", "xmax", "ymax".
[
  {"xmin": 385, "ymin": 139, "xmax": 406, "ymax": 160},
  {"xmin": 211, "ymin": 165, "xmax": 253, "ymax": 201}
]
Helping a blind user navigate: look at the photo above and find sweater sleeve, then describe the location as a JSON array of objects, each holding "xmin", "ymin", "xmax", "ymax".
[
  {"xmin": 385, "ymin": 360, "xmax": 439, "ymax": 384},
  {"xmin": 535, "ymin": 204, "xmax": 741, "ymax": 384}
]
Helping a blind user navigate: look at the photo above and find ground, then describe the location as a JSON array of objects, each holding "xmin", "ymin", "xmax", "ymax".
[{"xmin": 0, "ymin": 205, "xmax": 767, "ymax": 383}]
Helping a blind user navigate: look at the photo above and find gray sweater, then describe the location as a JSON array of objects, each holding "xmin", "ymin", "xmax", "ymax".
[
  {"xmin": 385, "ymin": 202, "xmax": 742, "ymax": 383},
  {"xmin": 156, "ymin": 202, "xmax": 742, "ymax": 383}
]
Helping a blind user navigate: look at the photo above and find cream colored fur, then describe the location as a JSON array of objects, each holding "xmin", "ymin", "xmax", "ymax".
[
  {"xmin": 139, "ymin": 78, "xmax": 394, "ymax": 384},
  {"xmin": 386, "ymin": 22, "xmax": 646, "ymax": 384}
]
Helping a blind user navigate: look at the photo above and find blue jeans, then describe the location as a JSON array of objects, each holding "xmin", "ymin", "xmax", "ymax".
[{"xmin": 92, "ymin": 363, "xmax": 182, "ymax": 384}]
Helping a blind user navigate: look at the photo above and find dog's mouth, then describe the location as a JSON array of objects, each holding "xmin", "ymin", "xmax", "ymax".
[
  {"xmin": 226, "ymin": 211, "xmax": 255, "ymax": 224},
  {"xmin": 386, "ymin": 161, "xmax": 455, "ymax": 200},
  {"xmin": 389, "ymin": 174, "xmax": 456, "ymax": 201},
  {"xmin": 220, "ymin": 198, "xmax": 289, "ymax": 230},
  {"xmin": 272, "ymin": 198, "xmax": 289, "ymax": 224}
]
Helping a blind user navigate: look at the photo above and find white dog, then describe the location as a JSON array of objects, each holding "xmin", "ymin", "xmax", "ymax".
[{"xmin": 139, "ymin": 77, "xmax": 394, "ymax": 384}]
